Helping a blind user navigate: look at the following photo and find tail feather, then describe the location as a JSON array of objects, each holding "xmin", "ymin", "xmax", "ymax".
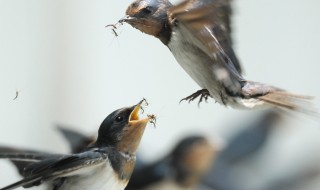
[
  {"xmin": 264, "ymin": 91, "xmax": 314, "ymax": 99},
  {"xmin": 258, "ymin": 91, "xmax": 316, "ymax": 114},
  {"xmin": 242, "ymin": 81, "xmax": 316, "ymax": 115}
]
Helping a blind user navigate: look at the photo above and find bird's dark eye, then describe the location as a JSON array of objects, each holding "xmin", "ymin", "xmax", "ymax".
[
  {"xmin": 115, "ymin": 115, "xmax": 124, "ymax": 122},
  {"xmin": 141, "ymin": 6, "xmax": 153, "ymax": 15}
]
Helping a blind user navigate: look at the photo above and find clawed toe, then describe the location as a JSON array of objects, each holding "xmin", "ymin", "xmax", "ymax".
[{"xmin": 180, "ymin": 89, "xmax": 211, "ymax": 106}]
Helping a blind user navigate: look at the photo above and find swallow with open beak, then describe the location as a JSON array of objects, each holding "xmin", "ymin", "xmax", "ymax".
[
  {"xmin": 0, "ymin": 100, "xmax": 150, "ymax": 190},
  {"xmin": 119, "ymin": 0, "xmax": 313, "ymax": 112}
]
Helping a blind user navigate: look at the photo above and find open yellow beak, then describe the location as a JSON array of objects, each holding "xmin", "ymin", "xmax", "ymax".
[
  {"xmin": 117, "ymin": 100, "xmax": 150, "ymax": 154},
  {"xmin": 129, "ymin": 100, "xmax": 150, "ymax": 126}
]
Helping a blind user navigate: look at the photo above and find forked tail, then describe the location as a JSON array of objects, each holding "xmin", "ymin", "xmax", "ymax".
[
  {"xmin": 259, "ymin": 91, "xmax": 314, "ymax": 112},
  {"xmin": 242, "ymin": 81, "xmax": 316, "ymax": 115}
]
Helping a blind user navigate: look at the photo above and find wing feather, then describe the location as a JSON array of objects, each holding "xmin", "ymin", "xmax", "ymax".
[
  {"xmin": 0, "ymin": 151, "xmax": 108, "ymax": 190},
  {"xmin": 169, "ymin": 0, "xmax": 243, "ymax": 94}
]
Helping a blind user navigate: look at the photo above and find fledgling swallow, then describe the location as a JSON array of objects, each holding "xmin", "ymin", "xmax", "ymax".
[
  {"xmin": 125, "ymin": 135, "xmax": 216, "ymax": 190},
  {"xmin": 0, "ymin": 100, "xmax": 151, "ymax": 190},
  {"xmin": 120, "ymin": 0, "xmax": 314, "ymax": 112}
]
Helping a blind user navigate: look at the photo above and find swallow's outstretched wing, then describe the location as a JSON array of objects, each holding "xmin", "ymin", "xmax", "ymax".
[
  {"xmin": 0, "ymin": 126, "xmax": 94, "ymax": 177},
  {"xmin": 0, "ymin": 150, "xmax": 108, "ymax": 190},
  {"xmin": 0, "ymin": 150, "xmax": 61, "ymax": 162},
  {"xmin": 168, "ymin": 0, "xmax": 244, "ymax": 95},
  {"xmin": 0, "ymin": 146, "xmax": 62, "ymax": 176}
]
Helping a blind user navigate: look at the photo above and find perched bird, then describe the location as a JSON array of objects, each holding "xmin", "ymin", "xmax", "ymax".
[
  {"xmin": 0, "ymin": 100, "xmax": 151, "ymax": 190},
  {"xmin": 125, "ymin": 135, "xmax": 216, "ymax": 190},
  {"xmin": 120, "ymin": 0, "xmax": 313, "ymax": 112}
]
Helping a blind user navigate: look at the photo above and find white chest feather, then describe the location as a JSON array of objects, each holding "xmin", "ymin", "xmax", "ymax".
[
  {"xmin": 59, "ymin": 163, "xmax": 126, "ymax": 190},
  {"xmin": 168, "ymin": 27, "xmax": 226, "ymax": 103},
  {"xmin": 168, "ymin": 28, "xmax": 215, "ymax": 89}
]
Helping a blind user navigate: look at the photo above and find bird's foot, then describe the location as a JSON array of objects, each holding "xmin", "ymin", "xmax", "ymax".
[{"xmin": 180, "ymin": 89, "xmax": 211, "ymax": 106}]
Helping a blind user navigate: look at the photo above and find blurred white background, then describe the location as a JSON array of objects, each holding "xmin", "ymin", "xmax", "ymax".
[{"xmin": 0, "ymin": 0, "xmax": 320, "ymax": 189}]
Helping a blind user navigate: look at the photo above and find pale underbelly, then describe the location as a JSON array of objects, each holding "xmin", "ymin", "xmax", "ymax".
[
  {"xmin": 168, "ymin": 34, "xmax": 223, "ymax": 102},
  {"xmin": 39, "ymin": 165, "xmax": 127, "ymax": 190}
]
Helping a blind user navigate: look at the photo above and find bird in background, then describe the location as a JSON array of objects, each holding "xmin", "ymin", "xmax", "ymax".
[
  {"xmin": 0, "ymin": 100, "xmax": 151, "ymax": 190},
  {"xmin": 125, "ymin": 135, "xmax": 217, "ymax": 190},
  {"xmin": 119, "ymin": 0, "xmax": 314, "ymax": 113},
  {"xmin": 201, "ymin": 109, "xmax": 282, "ymax": 190},
  {"xmin": 55, "ymin": 125, "xmax": 96, "ymax": 153}
]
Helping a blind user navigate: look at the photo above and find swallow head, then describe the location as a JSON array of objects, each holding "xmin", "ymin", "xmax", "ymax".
[
  {"xmin": 96, "ymin": 100, "xmax": 150, "ymax": 155},
  {"xmin": 171, "ymin": 136, "xmax": 216, "ymax": 187},
  {"xmin": 120, "ymin": 0, "xmax": 172, "ymax": 39}
]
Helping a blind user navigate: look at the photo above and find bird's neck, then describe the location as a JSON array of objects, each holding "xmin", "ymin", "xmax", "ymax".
[
  {"xmin": 88, "ymin": 145, "xmax": 137, "ymax": 183},
  {"xmin": 156, "ymin": 17, "xmax": 172, "ymax": 45},
  {"xmin": 109, "ymin": 149, "xmax": 137, "ymax": 183}
]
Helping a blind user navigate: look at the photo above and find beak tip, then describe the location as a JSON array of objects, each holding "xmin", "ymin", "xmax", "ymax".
[
  {"xmin": 119, "ymin": 15, "xmax": 129, "ymax": 23},
  {"xmin": 138, "ymin": 98, "xmax": 148, "ymax": 106}
]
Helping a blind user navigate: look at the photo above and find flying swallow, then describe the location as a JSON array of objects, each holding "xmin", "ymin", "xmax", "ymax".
[
  {"xmin": 119, "ymin": 0, "xmax": 313, "ymax": 112},
  {"xmin": 0, "ymin": 100, "xmax": 150, "ymax": 190},
  {"xmin": 125, "ymin": 135, "xmax": 216, "ymax": 190}
]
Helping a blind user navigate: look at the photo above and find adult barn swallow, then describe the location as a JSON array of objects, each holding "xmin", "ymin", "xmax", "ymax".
[
  {"xmin": 120, "ymin": 0, "xmax": 312, "ymax": 111},
  {"xmin": 0, "ymin": 100, "xmax": 150, "ymax": 190},
  {"xmin": 125, "ymin": 135, "xmax": 216, "ymax": 190}
]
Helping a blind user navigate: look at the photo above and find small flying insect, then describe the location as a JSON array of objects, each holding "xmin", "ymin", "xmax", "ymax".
[
  {"xmin": 106, "ymin": 24, "xmax": 119, "ymax": 37},
  {"xmin": 140, "ymin": 98, "xmax": 149, "ymax": 114},
  {"xmin": 142, "ymin": 97, "xmax": 149, "ymax": 106},
  {"xmin": 147, "ymin": 114, "xmax": 157, "ymax": 127},
  {"xmin": 13, "ymin": 90, "xmax": 19, "ymax": 100},
  {"xmin": 140, "ymin": 105, "xmax": 145, "ymax": 114}
]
